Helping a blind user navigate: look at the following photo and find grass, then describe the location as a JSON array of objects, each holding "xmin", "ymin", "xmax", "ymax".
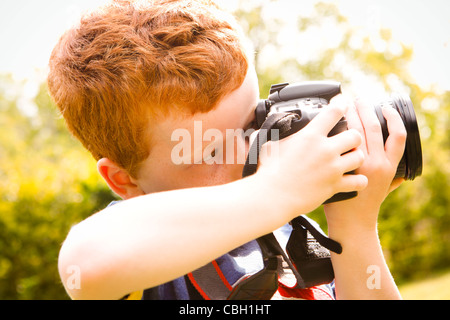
[{"xmin": 398, "ymin": 269, "xmax": 450, "ymax": 300}]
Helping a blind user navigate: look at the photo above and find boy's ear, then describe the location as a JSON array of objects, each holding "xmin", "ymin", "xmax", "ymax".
[{"xmin": 97, "ymin": 158, "xmax": 144, "ymax": 199}]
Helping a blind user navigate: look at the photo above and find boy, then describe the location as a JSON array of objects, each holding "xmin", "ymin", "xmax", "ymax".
[{"xmin": 48, "ymin": 0, "xmax": 406, "ymax": 300}]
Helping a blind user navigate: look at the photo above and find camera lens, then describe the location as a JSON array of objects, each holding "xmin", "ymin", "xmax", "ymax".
[{"xmin": 373, "ymin": 94, "xmax": 423, "ymax": 180}]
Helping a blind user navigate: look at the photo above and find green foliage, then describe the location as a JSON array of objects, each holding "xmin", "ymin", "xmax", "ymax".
[
  {"xmin": 0, "ymin": 78, "xmax": 117, "ymax": 299},
  {"xmin": 378, "ymin": 90, "xmax": 450, "ymax": 283}
]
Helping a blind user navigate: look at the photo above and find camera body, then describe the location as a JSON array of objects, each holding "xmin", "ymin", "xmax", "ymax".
[
  {"xmin": 256, "ymin": 81, "xmax": 341, "ymax": 128},
  {"xmin": 255, "ymin": 81, "xmax": 423, "ymax": 203},
  {"xmin": 256, "ymin": 81, "xmax": 347, "ymax": 138}
]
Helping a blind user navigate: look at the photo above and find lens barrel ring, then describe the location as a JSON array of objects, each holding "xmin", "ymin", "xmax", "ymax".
[{"xmin": 390, "ymin": 94, "xmax": 423, "ymax": 180}]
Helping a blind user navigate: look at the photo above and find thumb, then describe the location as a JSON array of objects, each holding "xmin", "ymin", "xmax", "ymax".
[{"xmin": 308, "ymin": 94, "xmax": 349, "ymax": 136}]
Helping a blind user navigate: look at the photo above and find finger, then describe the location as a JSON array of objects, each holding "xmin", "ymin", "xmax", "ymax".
[
  {"xmin": 337, "ymin": 173, "xmax": 368, "ymax": 193},
  {"xmin": 329, "ymin": 128, "xmax": 363, "ymax": 155},
  {"xmin": 381, "ymin": 106, "xmax": 407, "ymax": 165},
  {"xmin": 339, "ymin": 148, "xmax": 365, "ymax": 173},
  {"xmin": 355, "ymin": 97, "xmax": 384, "ymax": 155},
  {"xmin": 345, "ymin": 100, "xmax": 367, "ymax": 156},
  {"xmin": 308, "ymin": 94, "xmax": 349, "ymax": 136}
]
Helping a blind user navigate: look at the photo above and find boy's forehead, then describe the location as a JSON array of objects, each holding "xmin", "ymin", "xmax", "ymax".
[{"xmin": 150, "ymin": 69, "xmax": 259, "ymax": 149}]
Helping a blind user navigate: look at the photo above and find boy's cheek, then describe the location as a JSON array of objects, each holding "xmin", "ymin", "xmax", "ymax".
[
  {"xmin": 140, "ymin": 163, "xmax": 242, "ymax": 193},
  {"xmin": 186, "ymin": 163, "xmax": 244, "ymax": 187}
]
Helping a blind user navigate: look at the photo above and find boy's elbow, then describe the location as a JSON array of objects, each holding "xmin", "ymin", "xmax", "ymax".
[{"xmin": 58, "ymin": 226, "xmax": 121, "ymax": 300}]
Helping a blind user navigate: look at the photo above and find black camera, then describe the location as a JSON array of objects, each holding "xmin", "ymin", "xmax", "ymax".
[{"xmin": 254, "ymin": 81, "xmax": 423, "ymax": 202}]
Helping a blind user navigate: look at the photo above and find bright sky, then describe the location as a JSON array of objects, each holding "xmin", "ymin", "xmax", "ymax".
[{"xmin": 0, "ymin": 0, "xmax": 449, "ymax": 92}]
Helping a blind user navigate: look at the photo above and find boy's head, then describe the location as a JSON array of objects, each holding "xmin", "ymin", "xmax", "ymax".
[{"xmin": 47, "ymin": 0, "xmax": 250, "ymax": 182}]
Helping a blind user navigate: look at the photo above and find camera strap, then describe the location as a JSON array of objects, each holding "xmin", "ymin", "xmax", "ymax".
[{"xmin": 243, "ymin": 112, "xmax": 299, "ymax": 178}]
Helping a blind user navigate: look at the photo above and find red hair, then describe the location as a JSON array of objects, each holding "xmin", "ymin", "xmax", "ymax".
[{"xmin": 47, "ymin": 0, "xmax": 248, "ymax": 177}]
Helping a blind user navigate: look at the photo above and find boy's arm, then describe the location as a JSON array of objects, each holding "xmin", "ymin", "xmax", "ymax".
[
  {"xmin": 59, "ymin": 175, "xmax": 288, "ymax": 300},
  {"xmin": 324, "ymin": 98, "xmax": 406, "ymax": 299},
  {"xmin": 58, "ymin": 100, "xmax": 367, "ymax": 300}
]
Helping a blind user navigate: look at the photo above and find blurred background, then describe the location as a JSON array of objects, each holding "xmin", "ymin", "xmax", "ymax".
[{"xmin": 0, "ymin": 0, "xmax": 449, "ymax": 299}]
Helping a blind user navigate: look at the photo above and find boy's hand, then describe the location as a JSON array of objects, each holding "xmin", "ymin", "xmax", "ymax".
[
  {"xmin": 324, "ymin": 96, "xmax": 407, "ymax": 231},
  {"xmin": 254, "ymin": 95, "xmax": 368, "ymax": 218},
  {"xmin": 320, "ymin": 97, "xmax": 406, "ymax": 300}
]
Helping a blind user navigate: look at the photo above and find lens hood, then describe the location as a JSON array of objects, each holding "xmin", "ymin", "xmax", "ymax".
[{"xmin": 390, "ymin": 94, "xmax": 423, "ymax": 180}]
